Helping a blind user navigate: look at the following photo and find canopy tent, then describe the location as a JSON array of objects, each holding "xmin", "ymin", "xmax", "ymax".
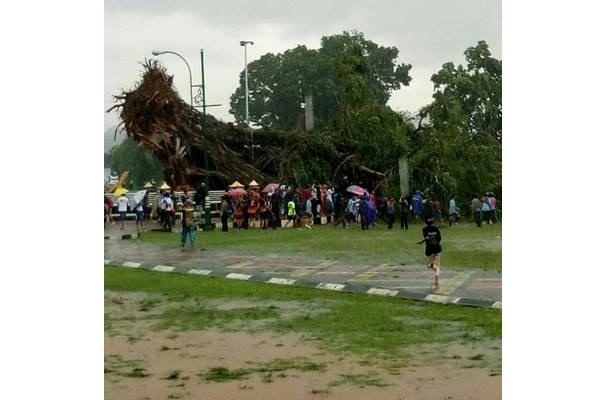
[
  {"xmin": 248, "ymin": 179, "xmax": 259, "ymax": 188},
  {"xmin": 159, "ymin": 182, "xmax": 171, "ymax": 190}
]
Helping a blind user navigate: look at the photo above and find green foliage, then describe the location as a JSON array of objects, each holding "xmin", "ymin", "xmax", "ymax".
[
  {"xmin": 109, "ymin": 137, "xmax": 164, "ymax": 188},
  {"xmin": 430, "ymin": 40, "xmax": 502, "ymax": 145},
  {"xmin": 410, "ymin": 41, "xmax": 501, "ymax": 203},
  {"xmin": 229, "ymin": 31, "xmax": 412, "ymax": 131}
]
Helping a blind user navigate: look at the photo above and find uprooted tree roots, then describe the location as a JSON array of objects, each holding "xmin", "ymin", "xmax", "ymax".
[
  {"xmin": 107, "ymin": 59, "xmax": 385, "ymax": 190},
  {"xmin": 107, "ymin": 59, "xmax": 288, "ymax": 189}
]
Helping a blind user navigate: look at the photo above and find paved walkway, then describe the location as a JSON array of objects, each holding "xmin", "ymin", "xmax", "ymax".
[{"xmin": 104, "ymin": 221, "xmax": 501, "ymax": 309}]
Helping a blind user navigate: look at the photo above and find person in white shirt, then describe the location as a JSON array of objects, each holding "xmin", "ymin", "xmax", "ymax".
[
  {"xmin": 161, "ymin": 192, "xmax": 174, "ymax": 230},
  {"xmin": 117, "ymin": 193, "xmax": 130, "ymax": 230}
]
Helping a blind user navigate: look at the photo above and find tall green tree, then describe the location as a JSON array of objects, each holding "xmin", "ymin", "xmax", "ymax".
[
  {"xmin": 409, "ymin": 41, "xmax": 502, "ymax": 208},
  {"xmin": 430, "ymin": 40, "xmax": 502, "ymax": 144},
  {"xmin": 109, "ymin": 137, "xmax": 164, "ymax": 189},
  {"xmin": 229, "ymin": 31, "xmax": 412, "ymax": 131}
]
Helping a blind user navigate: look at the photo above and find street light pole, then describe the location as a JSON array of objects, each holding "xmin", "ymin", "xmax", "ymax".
[
  {"xmin": 152, "ymin": 49, "xmax": 214, "ymax": 230},
  {"xmin": 152, "ymin": 50, "xmax": 193, "ymax": 153},
  {"xmin": 240, "ymin": 40, "xmax": 254, "ymax": 162},
  {"xmin": 151, "ymin": 50, "xmax": 193, "ymax": 110},
  {"xmin": 199, "ymin": 49, "xmax": 213, "ymax": 229}
]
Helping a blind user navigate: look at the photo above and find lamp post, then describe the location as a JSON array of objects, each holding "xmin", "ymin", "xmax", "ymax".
[
  {"xmin": 151, "ymin": 50, "xmax": 193, "ymax": 110},
  {"xmin": 240, "ymin": 40, "xmax": 254, "ymax": 162},
  {"xmin": 152, "ymin": 49, "xmax": 214, "ymax": 230}
]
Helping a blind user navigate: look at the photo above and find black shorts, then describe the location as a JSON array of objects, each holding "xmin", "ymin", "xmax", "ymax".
[{"xmin": 425, "ymin": 244, "xmax": 442, "ymax": 256}]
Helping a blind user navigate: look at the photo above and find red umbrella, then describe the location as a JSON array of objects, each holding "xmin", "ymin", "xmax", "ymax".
[
  {"xmin": 262, "ymin": 182, "xmax": 280, "ymax": 193},
  {"xmin": 227, "ymin": 188, "xmax": 247, "ymax": 197},
  {"xmin": 346, "ymin": 184, "xmax": 368, "ymax": 196}
]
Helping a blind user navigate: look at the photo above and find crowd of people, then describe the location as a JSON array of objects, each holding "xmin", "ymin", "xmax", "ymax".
[
  {"xmin": 105, "ymin": 182, "xmax": 499, "ymax": 290},
  {"xmin": 105, "ymin": 180, "xmax": 500, "ymax": 234},
  {"xmin": 213, "ymin": 181, "xmax": 499, "ymax": 232}
]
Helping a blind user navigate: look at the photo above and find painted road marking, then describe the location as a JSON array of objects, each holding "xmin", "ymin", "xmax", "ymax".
[
  {"xmin": 316, "ymin": 282, "xmax": 346, "ymax": 291},
  {"xmin": 492, "ymin": 301, "xmax": 502, "ymax": 309},
  {"xmin": 425, "ymin": 294, "xmax": 451, "ymax": 304},
  {"xmin": 122, "ymin": 262, "xmax": 141, "ymax": 268},
  {"xmin": 317, "ymin": 260, "xmax": 338, "ymax": 267},
  {"xmin": 354, "ymin": 271, "xmax": 377, "ymax": 280},
  {"xmin": 268, "ymin": 278, "xmax": 296, "ymax": 285},
  {"xmin": 188, "ymin": 269, "xmax": 212, "ymax": 276},
  {"xmin": 225, "ymin": 261, "xmax": 254, "ymax": 268},
  {"xmin": 316, "ymin": 271, "xmax": 355, "ymax": 275},
  {"xmin": 436, "ymin": 270, "xmax": 474, "ymax": 295},
  {"xmin": 104, "ymin": 260, "xmax": 112, "ymax": 264},
  {"xmin": 153, "ymin": 265, "xmax": 175, "ymax": 272},
  {"xmin": 367, "ymin": 288, "xmax": 399, "ymax": 297},
  {"xmin": 471, "ymin": 279, "xmax": 502, "ymax": 289},
  {"xmin": 226, "ymin": 273, "xmax": 252, "ymax": 281}
]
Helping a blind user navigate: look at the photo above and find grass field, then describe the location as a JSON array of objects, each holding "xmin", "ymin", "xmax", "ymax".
[
  {"xmin": 137, "ymin": 219, "xmax": 502, "ymax": 271},
  {"xmin": 105, "ymin": 218, "xmax": 502, "ymax": 393},
  {"xmin": 105, "ymin": 266, "xmax": 501, "ymax": 365}
]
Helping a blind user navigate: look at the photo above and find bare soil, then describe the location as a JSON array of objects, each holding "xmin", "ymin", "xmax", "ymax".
[{"xmin": 105, "ymin": 292, "xmax": 501, "ymax": 400}]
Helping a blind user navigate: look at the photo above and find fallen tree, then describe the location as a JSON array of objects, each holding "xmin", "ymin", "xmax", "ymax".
[
  {"xmin": 107, "ymin": 59, "xmax": 282, "ymax": 190},
  {"xmin": 107, "ymin": 59, "xmax": 389, "ymax": 191}
]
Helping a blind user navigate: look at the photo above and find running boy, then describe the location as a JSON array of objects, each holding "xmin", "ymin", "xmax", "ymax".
[{"xmin": 418, "ymin": 218, "xmax": 442, "ymax": 290}]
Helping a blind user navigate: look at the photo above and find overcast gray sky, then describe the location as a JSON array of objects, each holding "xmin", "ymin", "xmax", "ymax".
[{"xmin": 104, "ymin": 0, "xmax": 501, "ymax": 134}]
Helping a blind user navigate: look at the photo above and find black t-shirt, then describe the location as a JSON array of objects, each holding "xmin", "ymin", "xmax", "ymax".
[{"xmin": 422, "ymin": 225, "xmax": 442, "ymax": 256}]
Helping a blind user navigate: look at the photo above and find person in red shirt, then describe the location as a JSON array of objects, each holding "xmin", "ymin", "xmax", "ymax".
[{"xmin": 104, "ymin": 195, "xmax": 115, "ymax": 225}]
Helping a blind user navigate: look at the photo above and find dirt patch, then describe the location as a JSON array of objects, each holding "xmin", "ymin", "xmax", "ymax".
[{"xmin": 105, "ymin": 292, "xmax": 501, "ymax": 400}]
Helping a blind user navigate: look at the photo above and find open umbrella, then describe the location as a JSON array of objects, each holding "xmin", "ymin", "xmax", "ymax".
[
  {"xmin": 262, "ymin": 182, "xmax": 280, "ymax": 193},
  {"xmin": 346, "ymin": 184, "xmax": 367, "ymax": 196},
  {"xmin": 226, "ymin": 188, "xmax": 247, "ymax": 197},
  {"xmin": 229, "ymin": 181, "xmax": 244, "ymax": 189},
  {"xmin": 130, "ymin": 190, "xmax": 147, "ymax": 209},
  {"xmin": 114, "ymin": 187, "xmax": 129, "ymax": 196}
]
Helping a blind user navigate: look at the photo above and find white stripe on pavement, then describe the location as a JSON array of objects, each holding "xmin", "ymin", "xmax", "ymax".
[
  {"xmin": 425, "ymin": 294, "xmax": 450, "ymax": 304},
  {"xmin": 122, "ymin": 262, "xmax": 141, "ymax": 268},
  {"xmin": 188, "ymin": 269, "xmax": 212, "ymax": 276},
  {"xmin": 268, "ymin": 277, "xmax": 296, "ymax": 285},
  {"xmin": 226, "ymin": 273, "xmax": 252, "ymax": 281},
  {"xmin": 316, "ymin": 282, "xmax": 346, "ymax": 291},
  {"xmin": 153, "ymin": 265, "xmax": 175, "ymax": 272},
  {"xmin": 367, "ymin": 288, "xmax": 399, "ymax": 297}
]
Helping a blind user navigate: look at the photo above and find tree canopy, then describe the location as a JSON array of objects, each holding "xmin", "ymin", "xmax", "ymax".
[
  {"xmin": 107, "ymin": 36, "xmax": 501, "ymax": 208},
  {"xmin": 229, "ymin": 31, "xmax": 412, "ymax": 131},
  {"xmin": 408, "ymin": 40, "xmax": 502, "ymax": 209},
  {"xmin": 109, "ymin": 136, "xmax": 164, "ymax": 188}
]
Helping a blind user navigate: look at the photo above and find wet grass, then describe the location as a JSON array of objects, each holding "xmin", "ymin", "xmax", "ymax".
[
  {"xmin": 104, "ymin": 355, "xmax": 150, "ymax": 378},
  {"xmin": 105, "ymin": 267, "xmax": 501, "ymax": 360},
  {"xmin": 137, "ymin": 219, "xmax": 501, "ymax": 271},
  {"xmin": 201, "ymin": 358, "xmax": 327, "ymax": 383}
]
